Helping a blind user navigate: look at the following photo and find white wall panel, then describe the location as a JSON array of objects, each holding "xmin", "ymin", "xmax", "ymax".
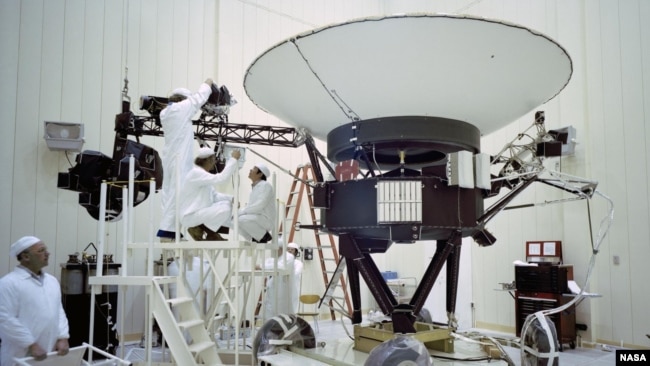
[
  {"xmin": 618, "ymin": 0, "xmax": 650, "ymax": 347},
  {"xmin": 74, "ymin": 2, "xmax": 103, "ymax": 250},
  {"xmin": 582, "ymin": 0, "xmax": 610, "ymax": 345},
  {"xmin": 99, "ymin": 2, "xmax": 126, "ymax": 155},
  {"xmin": 206, "ymin": 0, "xmax": 219, "ymax": 80},
  {"xmin": 13, "ymin": 1, "xmax": 44, "ymax": 242},
  {"xmin": 171, "ymin": 1, "xmax": 191, "ymax": 84},
  {"xmin": 0, "ymin": 0, "xmax": 22, "ymax": 277},
  {"xmin": 643, "ymin": 2, "xmax": 650, "ymax": 194},
  {"xmin": 137, "ymin": 0, "xmax": 160, "ymax": 95},
  {"xmin": 155, "ymin": 0, "xmax": 175, "ymax": 92},
  {"xmin": 57, "ymin": 0, "xmax": 86, "ymax": 269},
  {"xmin": 38, "ymin": 0, "xmax": 67, "ymax": 272},
  {"xmin": 637, "ymin": 0, "xmax": 650, "ymax": 347},
  {"xmin": 598, "ymin": 0, "xmax": 632, "ymax": 345}
]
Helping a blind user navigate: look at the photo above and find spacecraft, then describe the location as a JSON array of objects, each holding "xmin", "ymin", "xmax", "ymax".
[{"xmin": 243, "ymin": 13, "xmax": 589, "ymax": 334}]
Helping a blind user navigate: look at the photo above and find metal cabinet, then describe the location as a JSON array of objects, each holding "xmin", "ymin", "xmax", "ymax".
[
  {"xmin": 515, "ymin": 291, "xmax": 576, "ymax": 350},
  {"xmin": 61, "ymin": 262, "xmax": 121, "ymax": 357},
  {"xmin": 514, "ymin": 264, "xmax": 576, "ymax": 350}
]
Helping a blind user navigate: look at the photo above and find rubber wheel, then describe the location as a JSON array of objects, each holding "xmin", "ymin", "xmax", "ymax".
[{"xmin": 252, "ymin": 314, "xmax": 316, "ymax": 362}]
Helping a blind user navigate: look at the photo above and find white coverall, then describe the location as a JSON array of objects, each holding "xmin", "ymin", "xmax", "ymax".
[
  {"xmin": 238, "ymin": 180, "xmax": 276, "ymax": 241},
  {"xmin": 179, "ymin": 157, "xmax": 239, "ymax": 232},
  {"xmin": 0, "ymin": 267, "xmax": 70, "ymax": 366},
  {"xmin": 292, "ymin": 259, "xmax": 304, "ymax": 313},
  {"xmin": 261, "ymin": 252, "xmax": 295, "ymax": 320},
  {"xmin": 158, "ymin": 83, "xmax": 212, "ymax": 234}
]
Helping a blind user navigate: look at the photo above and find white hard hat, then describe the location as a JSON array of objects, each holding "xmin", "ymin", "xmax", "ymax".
[
  {"xmin": 256, "ymin": 163, "xmax": 270, "ymax": 178},
  {"xmin": 196, "ymin": 147, "xmax": 215, "ymax": 159},
  {"xmin": 287, "ymin": 242, "xmax": 299, "ymax": 250},
  {"xmin": 170, "ymin": 87, "xmax": 191, "ymax": 98},
  {"xmin": 10, "ymin": 236, "xmax": 41, "ymax": 258}
]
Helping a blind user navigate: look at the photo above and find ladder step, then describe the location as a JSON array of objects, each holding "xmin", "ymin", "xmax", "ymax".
[
  {"xmin": 213, "ymin": 314, "xmax": 226, "ymax": 321},
  {"xmin": 188, "ymin": 341, "xmax": 215, "ymax": 354},
  {"xmin": 177, "ymin": 319, "xmax": 204, "ymax": 329},
  {"xmin": 166, "ymin": 297, "xmax": 193, "ymax": 307}
]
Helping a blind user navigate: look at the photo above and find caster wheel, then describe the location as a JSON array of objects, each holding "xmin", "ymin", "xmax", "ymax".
[{"xmin": 252, "ymin": 314, "xmax": 316, "ymax": 362}]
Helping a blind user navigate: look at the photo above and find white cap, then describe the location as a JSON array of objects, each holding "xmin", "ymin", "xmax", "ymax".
[
  {"xmin": 10, "ymin": 236, "xmax": 42, "ymax": 258},
  {"xmin": 197, "ymin": 147, "xmax": 214, "ymax": 159},
  {"xmin": 287, "ymin": 242, "xmax": 299, "ymax": 250},
  {"xmin": 256, "ymin": 163, "xmax": 270, "ymax": 179},
  {"xmin": 170, "ymin": 87, "xmax": 191, "ymax": 98}
]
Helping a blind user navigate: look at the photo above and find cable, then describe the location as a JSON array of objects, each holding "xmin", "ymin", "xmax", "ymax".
[
  {"xmin": 519, "ymin": 189, "xmax": 613, "ymax": 364},
  {"xmin": 290, "ymin": 40, "xmax": 360, "ymax": 122},
  {"xmin": 65, "ymin": 151, "xmax": 73, "ymax": 167}
]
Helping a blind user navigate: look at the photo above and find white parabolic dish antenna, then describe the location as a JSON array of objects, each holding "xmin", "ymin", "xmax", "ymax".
[{"xmin": 244, "ymin": 14, "xmax": 572, "ymax": 142}]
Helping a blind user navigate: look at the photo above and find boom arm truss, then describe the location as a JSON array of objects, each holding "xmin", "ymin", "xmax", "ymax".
[{"xmin": 115, "ymin": 112, "xmax": 305, "ymax": 148}]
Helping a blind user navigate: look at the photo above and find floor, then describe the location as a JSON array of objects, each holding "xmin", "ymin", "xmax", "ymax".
[
  {"xmin": 116, "ymin": 317, "xmax": 618, "ymax": 365},
  {"xmin": 283, "ymin": 318, "xmax": 617, "ymax": 365}
]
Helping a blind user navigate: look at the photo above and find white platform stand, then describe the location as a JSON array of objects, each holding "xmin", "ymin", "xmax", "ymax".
[
  {"xmin": 13, "ymin": 343, "xmax": 129, "ymax": 366},
  {"xmin": 86, "ymin": 156, "xmax": 286, "ymax": 366}
]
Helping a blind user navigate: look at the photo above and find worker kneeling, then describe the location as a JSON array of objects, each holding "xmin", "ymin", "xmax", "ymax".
[{"xmin": 179, "ymin": 147, "xmax": 241, "ymax": 241}]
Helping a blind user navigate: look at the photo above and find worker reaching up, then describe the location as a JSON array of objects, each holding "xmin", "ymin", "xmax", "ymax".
[{"xmin": 157, "ymin": 79, "xmax": 213, "ymax": 241}]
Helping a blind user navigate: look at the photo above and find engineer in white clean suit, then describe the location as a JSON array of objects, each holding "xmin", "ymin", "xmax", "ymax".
[
  {"xmin": 0, "ymin": 236, "xmax": 69, "ymax": 365},
  {"xmin": 157, "ymin": 78, "xmax": 213, "ymax": 241},
  {"xmin": 235, "ymin": 163, "xmax": 276, "ymax": 243},
  {"xmin": 256, "ymin": 240, "xmax": 297, "ymax": 319},
  {"xmin": 286, "ymin": 242, "xmax": 303, "ymax": 312},
  {"xmin": 179, "ymin": 147, "xmax": 241, "ymax": 240}
]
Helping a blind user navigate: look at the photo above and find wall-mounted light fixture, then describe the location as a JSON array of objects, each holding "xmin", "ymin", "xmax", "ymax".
[{"xmin": 44, "ymin": 121, "xmax": 85, "ymax": 152}]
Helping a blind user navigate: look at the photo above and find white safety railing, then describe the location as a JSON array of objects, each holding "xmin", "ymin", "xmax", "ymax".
[{"xmin": 87, "ymin": 150, "xmax": 284, "ymax": 366}]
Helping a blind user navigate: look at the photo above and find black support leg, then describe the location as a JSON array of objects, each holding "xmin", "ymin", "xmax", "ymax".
[
  {"xmin": 410, "ymin": 230, "xmax": 462, "ymax": 316},
  {"xmin": 446, "ymin": 237, "xmax": 462, "ymax": 329}
]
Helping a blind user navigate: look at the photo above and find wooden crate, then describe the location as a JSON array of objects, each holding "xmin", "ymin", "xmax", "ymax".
[{"xmin": 353, "ymin": 322, "xmax": 454, "ymax": 353}]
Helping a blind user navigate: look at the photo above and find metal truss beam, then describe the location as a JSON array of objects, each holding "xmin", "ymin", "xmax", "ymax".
[{"xmin": 116, "ymin": 113, "xmax": 304, "ymax": 148}]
